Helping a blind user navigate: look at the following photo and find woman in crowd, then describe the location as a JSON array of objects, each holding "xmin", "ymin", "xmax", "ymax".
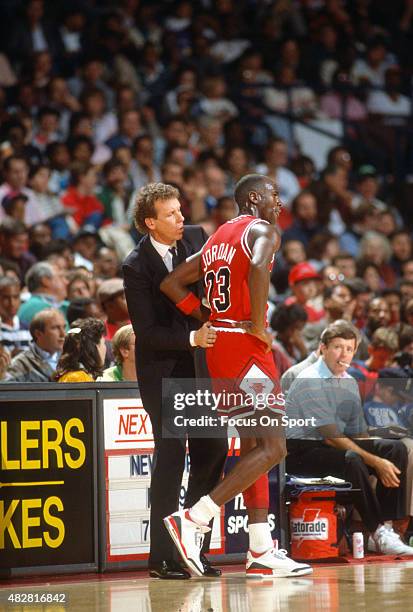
[{"xmin": 55, "ymin": 317, "xmax": 106, "ymax": 382}]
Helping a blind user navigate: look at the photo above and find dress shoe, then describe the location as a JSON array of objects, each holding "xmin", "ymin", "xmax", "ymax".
[
  {"xmin": 200, "ymin": 553, "xmax": 222, "ymax": 577},
  {"xmin": 149, "ymin": 559, "xmax": 191, "ymax": 579}
]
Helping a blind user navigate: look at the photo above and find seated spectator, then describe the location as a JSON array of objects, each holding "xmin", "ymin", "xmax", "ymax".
[
  {"xmin": 2, "ymin": 193, "xmax": 29, "ymax": 224},
  {"xmin": 97, "ymin": 278, "xmax": 130, "ymax": 340},
  {"xmin": 71, "ymin": 225, "xmax": 101, "ymax": 271},
  {"xmin": 255, "ymin": 137, "xmax": 300, "ymax": 213},
  {"xmin": 29, "ymin": 222, "xmax": 52, "ymax": 259},
  {"xmin": 357, "ymin": 261, "xmax": 383, "ymax": 293},
  {"xmin": 349, "ymin": 327, "xmax": 399, "ymax": 400},
  {"xmin": 307, "ymin": 233, "xmax": 340, "ymax": 273},
  {"xmin": 98, "ymin": 324, "xmax": 137, "ymax": 382},
  {"xmin": 285, "ymin": 262, "xmax": 325, "ymax": 322},
  {"xmin": 399, "ymin": 280, "xmax": 413, "ymax": 304},
  {"xmin": 390, "ymin": 231, "xmax": 413, "ymax": 277},
  {"xmin": 332, "ymin": 252, "xmax": 357, "ymax": 279},
  {"xmin": 130, "ymin": 135, "xmax": 161, "ymax": 191},
  {"xmin": 0, "ymin": 218, "xmax": 36, "ymax": 282},
  {"xmin": 401, "ymin": 259, "xmax": 413, "ymax": 283},
  {"xmin": 283, "ymin": 190, "xmax": 324, "ymax": 248},
  {"xmin": 94, "ymin": 246, "xmax": 120, "ymax": 280},
  {"xmin": 5, "ymin": 308, "xmax": 66, "ymax": 382},
  {"xmin": 340, "ymin": 203, "xmax": 380, "ymax": 257},
  {"xmin": 358, "ymin": 230, "xmax": 396, "ymax": 288},
  {"xmin": 0, "ymin": 276, "xmax": 31, "ymax": 356},
  {"xmin": 98, "ymin": 159, "xmax": 131, "ymax": 228},
  {"xmin": 271, "ymin": 239, "xmax": 306, "ymax": 295},
  {"xmin": 320, "ymin": 69, "xmax": 367, "ymax": 122},
  {"xmin": 66, "ymin": 297, "xmax": 104, "ymax": 326},
  {"xmin": 55, "ymin": 317, "xmax": 106, "ymax": 382},
  {"xmin": 62, "ymin": 162, "xmax": 104, "ymax": 229},
  {"xmin": 367, "ymin": 67, "xmax": 411, "ymax": 121},
  {"xmin": 18, "ymin": 261, "xmax": 68, "ymax": 326},
  {"xmin": 351, "ymin": 38, "xmax": 394, "ymax": 87},
  {"xmin": 0, "ymin": 155, "xmax": 45, "ymax": 226},
  {"xmin": 303, "ymin": 282, "xmax": 356, "ymax": 352},
  {"xmin": 286, "ymin": 319, "xmax": 413, "ymax": 556},
  {"xmin": 270, "ymin": 303, "xmax": 308, "ymax": 374},
  {"xmin": 105, "ymin": 109, "xmax": 144, "ymax": 151},
  {"xmin": 381, "ymin": 288, "xmax": 402, "ymax": 326},
  {"xmin": 28, "ymin": 163, "xmax": 73, "ymax": 239},
  {"xmin": 67, "ymin": 271, "xmax": 92, "ymax": 301},
  {"xmin": 351, "ymin": 165, "xmax": 388, "ymax": 213},
  {"xmin": 196, "ymin": 76, "xmax": 238, "ymax": 121}
]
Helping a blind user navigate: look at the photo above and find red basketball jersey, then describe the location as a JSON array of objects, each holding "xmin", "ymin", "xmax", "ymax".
[{"xmin": 201, "ymin": 215, "xmax": 270, "ymax": 323}]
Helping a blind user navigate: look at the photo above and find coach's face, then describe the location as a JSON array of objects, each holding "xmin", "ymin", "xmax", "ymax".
[
  {"xmin": 321, "ymin": 337, "xmax": 356, "ymax": 376},
  {"xmin": 145, "ymin": 197, "xmax": 185, "ymax": 245}
]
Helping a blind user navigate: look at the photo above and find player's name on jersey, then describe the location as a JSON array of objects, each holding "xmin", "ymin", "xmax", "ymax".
[{"xmin": 202, "ymin": 242, "xmax": 236, "ymax": 270}]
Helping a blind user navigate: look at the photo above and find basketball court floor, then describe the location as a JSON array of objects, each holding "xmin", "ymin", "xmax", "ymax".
[{"xmin": 2, "ymin": 561, "xmax": 413, "ymax": 611}]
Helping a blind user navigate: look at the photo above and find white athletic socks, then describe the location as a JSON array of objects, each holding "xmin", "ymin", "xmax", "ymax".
[
  {"xmin": 189, "ymin": 495, "xmax": 221, "ymax": 526},
  {"xmin": 248, "ymin": 522, "xmax": 274, "ymax": 554}
]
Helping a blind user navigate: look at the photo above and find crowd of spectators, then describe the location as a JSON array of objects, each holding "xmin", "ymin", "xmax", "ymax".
[{"xmin": 1, "ymin": 0, "xmax": 413, "ymax": 394}]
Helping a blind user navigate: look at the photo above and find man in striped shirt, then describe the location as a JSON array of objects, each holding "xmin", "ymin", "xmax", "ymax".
[{"xmin": 0, "ymin": 276, "xmax": 31, "ymax": 356}]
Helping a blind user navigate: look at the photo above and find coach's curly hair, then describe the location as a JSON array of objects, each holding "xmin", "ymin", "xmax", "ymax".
[
  {"xmin": 54, "ymin": 317, "xmax": 106, "ymax": 381},
  {"xmin": 133, "ymin": 182, "xmax": 179, "ymax": 234}
]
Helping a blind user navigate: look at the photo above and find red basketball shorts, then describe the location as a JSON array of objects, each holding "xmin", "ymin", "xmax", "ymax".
[{"xmin": 205, "ymin": 328, "xmax": 285, "ymax": 419}]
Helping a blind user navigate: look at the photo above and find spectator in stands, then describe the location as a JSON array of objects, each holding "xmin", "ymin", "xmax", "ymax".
[
  {"xmin": 358, "ymin": 230, "xmax": 396, "ymax": 288},
  {"xmin": 94, "ymin": 246, "xmax": 120, "ymax": 280},
  {"xmin": 390, "ymin": 231, "xmax": 413, "ymax": 277},
  {"xmin": 19, "ymin": 261, "xmax": 68, "ymax": 326},
  {"xmin": 332, "ymin": 252, "xmax": 357, "ymax": 279},
  {"xmin": 270, "ymin": 303, "xmax": 308, "ymax": 374},
  {"xmin": 97, "ymin": 278, "xmax": 130, "ymax": 340},
  {"xmin": 255, "ymin": 137, "xmax": 300, "ymax": 210},
  {"xmin": 286, "ymin": 319, "xmax": 413, "ymax": 556},
  {"xmin": 320, "ymin": 68, "xmax": 367, "ymax": 122},
  {"xmin": 286, "ymin": 262, "xmax": 324, "ymax": 322},
  {"xmin": 71, "ymin": 225, "xmax": 100, "ymax": 271},
  {"xmin": 55, "ymin": 318, "xmax": 106, "ymax": 382},
  {"xmin": 303, "ymin": 282, "xmax": 357, "ymax": 352},
  {"xmin": 349, "ymin": 327, "xmax": 399, "ymax": 400},
  {"xmin": 0, "ymin": 218, "xmax": 36, "ymax": 282},
  {"xmin": 351, "ymin": 38, "xmax": 394, "ymax": 87},
  {"xmin": 66, "ymin": 297, "xmax": 104, "ymax": 326},
  {"xmin": 130, "ymin": 135, "xmax": 161, "ymax": 191},
  {"xmin": 283, "ymin": 190, "xmax": 324, "ymax": 248},
  {"xmin": 307, "ymin": 232, "xmax": 340, "ymax": 273},
  {"xmin": 382, "ymin": 288, "xmax": 402, "ymax": 325},
  {"xmin": 80, "ymin": 87, "xmax": 117, "ymax": 146},
  {"xmin": 271, "ymin": 239, "xmax": 306, "ymax": 295},
  {"xmin": 66, "ymin": 271, "xmax": 92, "ymax": 301},
  {"xmin": 106, "ymin": 109, "xmax": 144, "ymax": 151},
  {"xmin": 0, "ymin": 155, "xmax": 45, "ymax": 225},
  {"xmin": 5, "ymin": 308, "xmax": 66, "ymax": 383},
  {"xmin": 399, "ymin": 280, "xmax": 413, "ymax": 304},
  {"xmin": 340, "ymin": 203, "xmax": 379, "ymax": 257},
  {"xmin": 98, "ymin": 159, "xmax": 131, "ymax": 227},
  {"xmin": 0, "ymin": 277, "xmax": 31, "ymax": 356},
  {"xmin": 98, "ymin": 324, "xmax": 137, "ymax": 382},
  {"xmin": 401, "ymin": 259, "xmax": 413, "ymax": 283},
  {"xmin": 367, "ymin": 66, "xmax": 411, "ymax": 120},
  {"xmin": 62, "ymin": 162, "xmax": 104, "ymax": 229}
]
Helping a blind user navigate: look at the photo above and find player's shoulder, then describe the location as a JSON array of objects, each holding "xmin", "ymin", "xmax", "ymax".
[{"xmin": 249, "ymin": 220, "xmax": 281, "ymax": 243}]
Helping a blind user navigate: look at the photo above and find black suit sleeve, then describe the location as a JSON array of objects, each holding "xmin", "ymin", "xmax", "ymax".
[{"xmin": 123, "ymin": 263, "xmax": 192, "ymax": 352}]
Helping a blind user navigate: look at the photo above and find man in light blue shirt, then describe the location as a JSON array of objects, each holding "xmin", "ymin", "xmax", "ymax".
[{"xmin": 285, "ymin": 319, "xmax": 413, "ymax": 556}]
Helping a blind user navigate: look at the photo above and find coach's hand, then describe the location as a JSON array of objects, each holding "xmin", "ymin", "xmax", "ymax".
[
  {"xmin": 194, "ymin": 322, "xmax": 217, "ymax": 348},
  {"xmin": 373, "ymin": 457, "xmax": 401, "ymax": 488},
  {"xmin": 236, "ymin": 322, "xmax": 272, "ymax": 353}
]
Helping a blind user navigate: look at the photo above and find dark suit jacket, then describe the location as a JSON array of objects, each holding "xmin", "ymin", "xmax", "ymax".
[{"xmin": 122, "ymin": 226, "xmax": 207, "ymax": 408}]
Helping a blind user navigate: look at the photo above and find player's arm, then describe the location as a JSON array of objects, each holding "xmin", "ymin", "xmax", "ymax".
[
  {"xmin": 160, "ymin": 251, "xmax": 209, "ymax": 322},
  {"xmin": 245, "ymin": 223, "xmax": 281, "ymax": 349}
]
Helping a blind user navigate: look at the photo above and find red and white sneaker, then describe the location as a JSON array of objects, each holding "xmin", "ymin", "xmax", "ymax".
[
  {"xmin": 246, "ymin": 545, "xmax": 313, "ymax": 578},
  {"xmin": 164, "ymin": 510, "xmax": 211, "ymax": 577}
]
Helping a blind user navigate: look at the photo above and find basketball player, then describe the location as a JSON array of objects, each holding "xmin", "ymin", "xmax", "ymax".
[{"xmin": 160, "ymin": 174, "xmax": 312, "ymax": 578}]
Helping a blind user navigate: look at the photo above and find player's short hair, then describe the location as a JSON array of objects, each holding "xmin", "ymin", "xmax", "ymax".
[
  {"xmin": 234, "ymin": 174, "xmax": 269, "ymax": 209},
  {"xmin": 133, "ymin": 182, "xmax": 180, "ymax": 234},
  {"xmin": 320, "ymin": 319, "xmax": 360, "ymax": 347}
]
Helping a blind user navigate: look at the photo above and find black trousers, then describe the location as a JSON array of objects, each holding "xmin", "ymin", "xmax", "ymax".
[
  {"xmin": 286, "ymin": 438, "xmax": 408, "ymax": 532},
  {"xmin": 144, "ymin": 356, "xmax": 228, "ymax": 565}
]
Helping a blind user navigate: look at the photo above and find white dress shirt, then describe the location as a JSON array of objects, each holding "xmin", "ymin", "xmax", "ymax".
[{"xmin": 149, "ymin": 235, "xmax": 197, "ymax": 346}]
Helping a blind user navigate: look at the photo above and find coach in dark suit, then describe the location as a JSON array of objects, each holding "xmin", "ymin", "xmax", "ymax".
[{"xmin": 123, "ymin": 183, "xmax": 227, "ymax": 579}]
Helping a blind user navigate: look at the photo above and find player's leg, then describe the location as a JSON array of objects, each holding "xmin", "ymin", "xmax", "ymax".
[{"xmin": 164, "ymin": 416, "xmax": 285, "ymax": 576}]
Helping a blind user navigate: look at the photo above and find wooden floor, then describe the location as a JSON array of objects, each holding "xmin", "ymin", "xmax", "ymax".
[{"xmin": 2, "ymin": 562, "xmax": 413, "ymax": 611}]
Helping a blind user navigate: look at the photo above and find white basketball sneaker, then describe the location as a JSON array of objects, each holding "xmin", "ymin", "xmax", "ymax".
[
  {"xmin": 372, "ymin": 524, "xmax": 413, "ymax": 556},
  {"xmin": 246, "ymin": 544, "xmax": 313, "ymax": 578},
  {"xmin": 164, "ymin": 510, "xmax": 211, "ymax": 577}
]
